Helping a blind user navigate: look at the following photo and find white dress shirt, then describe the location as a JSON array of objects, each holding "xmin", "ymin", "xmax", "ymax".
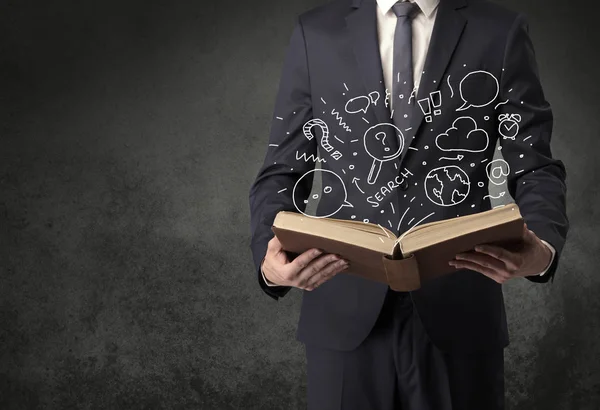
[
  {"xmin": 262, "ymin": 0, "xmax": 554, "ymax": 286},
  {"xmin": 376, "ymin": 0, "xmax": 439, "ymax": 105}
]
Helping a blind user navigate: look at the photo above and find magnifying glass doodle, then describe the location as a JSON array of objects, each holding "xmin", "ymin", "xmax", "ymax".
[{"xmin": 363, "ymin": 123, "xmax": 405, "ymax": 185}]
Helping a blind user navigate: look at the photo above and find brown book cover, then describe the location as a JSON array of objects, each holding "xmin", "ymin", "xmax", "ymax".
[{"xmin": 271, "ymin": 204, "xmax": 524, "ymax": 291}]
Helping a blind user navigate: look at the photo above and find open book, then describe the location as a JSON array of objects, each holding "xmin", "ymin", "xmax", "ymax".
[{"xmin": 272, "ymin": 204, "xmax": 524, "ymax": 291}]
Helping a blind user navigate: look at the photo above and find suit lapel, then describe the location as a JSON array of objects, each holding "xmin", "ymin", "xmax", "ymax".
[
  {"xmin": 345, "ymin": 0, "xmax": 392, "ymax": 129},
  {"xmin": 397, "ymin": 0, "xmax": 468, "ymax": 169}
]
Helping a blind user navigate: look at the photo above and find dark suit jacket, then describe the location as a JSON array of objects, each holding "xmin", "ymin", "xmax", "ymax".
[{"xmin": 248, "ymin": 0, "xmax": 568, "ymax": 353}]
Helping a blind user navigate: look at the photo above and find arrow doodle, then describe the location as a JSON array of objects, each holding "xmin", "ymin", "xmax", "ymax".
[
  {"xmin": 439, "ymin": 155, "xmax": 465, "ymax": 161},
  {"xmin": 352, "ymin": 177, "xmax": 365, "ymax": 194}
]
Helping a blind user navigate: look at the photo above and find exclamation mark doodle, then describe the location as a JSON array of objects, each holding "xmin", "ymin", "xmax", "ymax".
[
  {"xmin": 430, "ymin": 91, "xmax": 442, "ymax": 116},
  {"xmin": 417, "ymin": 97, "xmax": 432, "ymax": 123},
  {"xmin": 417, "ymin": 91, "xmax": 443, "ymax": 123}
]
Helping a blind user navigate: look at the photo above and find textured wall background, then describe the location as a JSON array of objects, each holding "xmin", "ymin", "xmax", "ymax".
[{"xmin": 1, "ymin": 0, "xmax": 598, "ymax": 408}]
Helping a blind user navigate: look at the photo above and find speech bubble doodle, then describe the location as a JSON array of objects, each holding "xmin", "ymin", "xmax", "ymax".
[
  {"xmin": 435, "ymin": 116, "xmax": 489, "ymax": 153},
  {"xmin": 292, "ymin": 169, "xmax": 353, "ymax": 218},
  {"xmin": 345, "ymin": 96, "xmax": 371, "ymax": 114},
  {"xmin": 456, "ymin": 70, "xmax": 499, "ymax": 111},
  {"xmin": 363, "ymin": 123, "xmax": 405, "ymax": 185}
]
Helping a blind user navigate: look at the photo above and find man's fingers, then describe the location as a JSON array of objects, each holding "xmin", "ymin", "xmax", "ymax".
[
  {"xmin": 455, "ymin": 251, "xmax": 507, "ymax": 272},
  {"xmin": 267, "ymin": 236, "xmax": 282, "ymax": 252},
  {"xmin": 473, "ymin": 244, "xmax": 521, "ymax": 271},
  {"xmin": 304, "ymin": 258, "xmax": 349, "ymax": 290},
  {"xmin": 287, "ymin": 248, "xmax": 325, "ymax": 275},
  {"xmin": 449, "ymin": 259, "xmax": 510, "ymax": 284},
  {"xmin": 295, "ymin": 253, "xmax": 342, "ymax": 286},
  {"xmin": 265, "ymin": 243, "xmax": 349, "ymax": 290},
  {"xmin": 267, "ymin": 236, "xmax": 288, "ymax": 262}
]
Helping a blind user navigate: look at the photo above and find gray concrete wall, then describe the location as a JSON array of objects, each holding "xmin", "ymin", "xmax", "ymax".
[{"xmin": 1, "ymin": 0, "xmax": 598, "ymax": 408}]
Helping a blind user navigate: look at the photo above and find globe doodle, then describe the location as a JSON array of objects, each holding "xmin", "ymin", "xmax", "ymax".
[{"xmin": 424, "ymin": 166, "xmax": 471, "ymax": 207}]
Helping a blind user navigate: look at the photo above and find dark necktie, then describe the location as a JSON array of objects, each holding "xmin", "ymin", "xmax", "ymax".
[{"xmin": 391, "ymin": 1, "xmax": 420, "ymax": 132}]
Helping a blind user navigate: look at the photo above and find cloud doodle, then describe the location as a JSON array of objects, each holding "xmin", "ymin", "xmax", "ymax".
[{"xmin": 435, "ymin": 116, "xmax": 489, "ymax": 153}]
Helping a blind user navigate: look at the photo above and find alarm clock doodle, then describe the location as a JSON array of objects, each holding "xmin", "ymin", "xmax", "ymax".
[{"xmin": 498, "ymin": 113, "xmax": 522, "ymax": 140}]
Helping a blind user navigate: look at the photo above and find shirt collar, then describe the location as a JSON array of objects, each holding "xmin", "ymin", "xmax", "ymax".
[{"xmin": 376, "ymin": 0, "xmax": 440, "ymax": 19}]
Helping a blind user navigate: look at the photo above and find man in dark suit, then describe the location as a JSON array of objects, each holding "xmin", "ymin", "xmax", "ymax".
[{"xmin": 249, "ymin": 0, "xmax": 568, "ymax": 408}]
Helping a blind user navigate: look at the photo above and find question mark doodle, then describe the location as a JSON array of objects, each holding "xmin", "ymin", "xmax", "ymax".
[{"xmin": 302, "ymin": 118, "xmax": 343, "ymax": 160}]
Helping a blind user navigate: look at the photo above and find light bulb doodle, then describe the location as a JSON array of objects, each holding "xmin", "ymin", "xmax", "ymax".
[
  {"xmin": 369, "ymin": 91, "xmax": 380, "ymax": 106},
  {"xmin": 302, "ymin": 118, "xmax": 342, "ymax": 160},
  {"xmin": 485, "ymin": 159, "xmax": 510, "ymax": 186},
  {"xmin": 363, "ymin": 123, "xmax": 405, "ymax": 185},
  {"xmin": 435, "ymin": 116, "xmax": 489, "ymax": 153},
  {"xmin": 456, "ymin": 70, "xmax": 499, "ymax": 111},
  {"xmin": 292, "ymin": 169, "xmax": 353, "ymax": 218},
  {"xmin": 498, "ymin": 113, "xmax": 522, "ymax": 140}
]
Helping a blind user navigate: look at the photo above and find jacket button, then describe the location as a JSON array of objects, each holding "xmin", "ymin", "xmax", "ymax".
[{"xmin": 399, "ymin": 178, "xmax": 409, "ymax": 191}]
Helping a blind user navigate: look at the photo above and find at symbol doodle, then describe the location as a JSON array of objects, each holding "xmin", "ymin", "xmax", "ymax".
[
  {"xmin": 486, "ymin": 159, "xmax": 510, "ymax": 186},
  {"xmin": 363, "ymin": 123, "xmax": 405, "ymax": 185}
]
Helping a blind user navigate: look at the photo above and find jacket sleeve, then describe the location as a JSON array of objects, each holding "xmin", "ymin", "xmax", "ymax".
[
  {"xmin": 248, "ymin": 18, "xmax": 317, "ymax": 300},
  {"xmin": 497, "ymin": 13, "xmax": 569, "ymax": 283}
]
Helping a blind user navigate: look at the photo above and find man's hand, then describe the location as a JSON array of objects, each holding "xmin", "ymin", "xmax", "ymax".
[
  {"xmin": 449, "ymin": 223, "xmax": 553, "ymax": 284},
  {"xmin": 262, "ymin": 236, "xmax": 349, "ymax": 291}
]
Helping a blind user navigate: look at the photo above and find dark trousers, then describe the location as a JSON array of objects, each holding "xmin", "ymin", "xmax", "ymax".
[{"xmin": 305, "ymin": 289, "xmax": 505, "ymax": 410}]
